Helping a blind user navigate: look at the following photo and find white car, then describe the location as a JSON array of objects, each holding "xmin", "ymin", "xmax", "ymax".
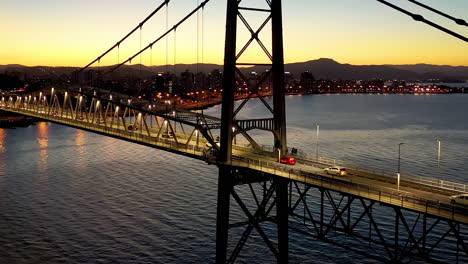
[
  {"xmin": 450, "ymin": 194, "xmax": 468, "ymax": 205},
  {"xmin": 324, "ymin": 167, "xmax": 348, "ymax": 176}
]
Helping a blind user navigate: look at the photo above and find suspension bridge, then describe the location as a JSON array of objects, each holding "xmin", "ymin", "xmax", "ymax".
[{"xmin": 1, "ymin": 0, "xmax": 467, "ymax": 263}]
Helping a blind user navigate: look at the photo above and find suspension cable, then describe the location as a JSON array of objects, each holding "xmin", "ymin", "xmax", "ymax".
[
  {"xmin": 376, "ymin": 0, "xmax": 467, "ymax": 42},
  {"xmin": 407, "ymin": 0, "xmax": 467, "ymax": 27},
  {"xmin": 79, "ymin": 0, "xmax": 170, "ymax": 72},
  {"xmin": 105, "ymin": 0, "xmax": 210, "ymax": 75}
]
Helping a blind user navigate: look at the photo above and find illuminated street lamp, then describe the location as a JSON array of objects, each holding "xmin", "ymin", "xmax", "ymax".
[
  {"xmin": 232, "ymin": 126, "xmax": 236, "ymax": 145},
  {"xmin": 315, "ymin": 124, "xmax": 319, "ymax": 160},
  {"xmin": 436, "ymin": 139, "xmax": 441, "ymax": 185},
  {"xmin": 397, "ymin": 142, "xmax": 404, "ymax": 190}
]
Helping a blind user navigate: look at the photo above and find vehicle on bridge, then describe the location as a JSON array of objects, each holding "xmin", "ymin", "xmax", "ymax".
[
  {"xmin": 162, "ymin": 131, "xmax": 174, "ymax": 138},
  {"xmin": 324, "ymin": 167, "xmax": 348, "ymax": 176},
  {"xmin": 450, "ymin": 194, "xmax": 468, "ymax": 205},
  {"xmin": 280, "ymin": 156, "xmax": 296, "ymax": 165},
  {"xmin": 127, "ymin": 125, "xmax": 138, "ymax": 131}
]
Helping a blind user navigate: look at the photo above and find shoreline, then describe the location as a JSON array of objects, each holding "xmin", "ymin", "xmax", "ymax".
[{"xmin": 176, "ymin": 90, "xmax": 467, "ymax": 111}]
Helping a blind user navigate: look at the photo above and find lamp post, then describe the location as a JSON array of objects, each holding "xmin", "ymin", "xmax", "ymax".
[
  {"xmin": 232, "ymin": 126, "xmax": 236, "ymax": 145},
  {"xmin": 436, "ymin": 139, "xmax": 441, "ymax": 185},
  {"xmin": 315, "ymin": 124, "xmax": 319, "ymax": 160},
  {"xmin": 397, "ymin": 142, "xmax": 404, "ymax": 190}
]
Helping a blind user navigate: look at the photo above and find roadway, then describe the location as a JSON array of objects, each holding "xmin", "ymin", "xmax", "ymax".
[{"xmin": 2, "ymin": 103, "xmax": 467, "ymax": 223}]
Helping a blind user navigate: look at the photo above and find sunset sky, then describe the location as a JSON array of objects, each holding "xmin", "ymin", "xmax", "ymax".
[{"xmin": 1, "ymin": 0, "xmax": 467, "ymax": 67}]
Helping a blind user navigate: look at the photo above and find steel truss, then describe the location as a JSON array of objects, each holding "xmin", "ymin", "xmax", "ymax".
[
  {"xmin": 217, "ymin": 171, "xmax": 468, "ymax": 263},
  {"xmin": 219, "ymin": 0, "xmax": 286, "ymax": 162},
  {"xmin": 0, "ymin": 87, "xmax": 222, "ymax": 158},
  {"xmin": 288, "ymin": 181, "xmax": 468, "ymax": 263},
  {"xmin": 216, "ymin": 167, "xmax": 289, "ymax": 263}
]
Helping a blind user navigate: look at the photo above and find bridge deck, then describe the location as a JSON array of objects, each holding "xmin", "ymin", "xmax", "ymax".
[{"xmin": 2, "ymin": 106, "xmax": 467, "ymax": 224}]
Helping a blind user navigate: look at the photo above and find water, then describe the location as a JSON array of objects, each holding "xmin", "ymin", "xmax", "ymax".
[{"xmin": 1, "ymin": 94, "xmax": 467, "ymax": 263}]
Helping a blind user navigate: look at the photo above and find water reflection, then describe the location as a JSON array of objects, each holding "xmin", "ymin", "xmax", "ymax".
[
  {"xmin": 75, "ymin": 129, "xmax": 86, "ymax": 168},
  {"xmin": 0, "ymin": 129, "xmax": 6, "ymax": 153},
  {"xmin": 0, "ymin": 129, "xmax": 6, "ymax": 176},
  {"xmin": 37, "ymin": 122, "xmax": 49, "ymax": 172}
]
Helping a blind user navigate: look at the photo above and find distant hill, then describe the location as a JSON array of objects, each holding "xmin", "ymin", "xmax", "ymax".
[
  {"xmin": 247, "ymin": 58, "xmax": 468, "ymax": 81},
  {"xmin": 384, "ymin": 64, "xmax": 468, "ymax": 81},
  {"xmin": 1, "ymin": 59, "xmax": 467, "ymax": 81}
]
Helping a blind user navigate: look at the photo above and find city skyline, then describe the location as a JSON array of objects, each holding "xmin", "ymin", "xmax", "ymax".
[{"xmin": 1, "ymin": 0, "xmax": 467, "ymax": 67}]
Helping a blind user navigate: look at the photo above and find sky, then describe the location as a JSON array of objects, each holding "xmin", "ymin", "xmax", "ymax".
[{"xmin": 1, "ymin": 0, "xmax": 467, "ymax": 67}]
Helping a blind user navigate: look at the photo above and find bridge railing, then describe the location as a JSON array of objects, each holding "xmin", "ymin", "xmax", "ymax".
[
  {"xmin": 11, "ymin": 108, "xmax": 210, "ymax": 159},
  {"xmin": 250, "ymin": 144, "xmax": 467, "ymax": 194},
  {"xmin": 229, "ymin": 155, "xmax": 468, "ymax": 223}
]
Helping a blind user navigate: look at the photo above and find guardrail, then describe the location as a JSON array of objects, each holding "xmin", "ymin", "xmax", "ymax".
[
  {"xmin": 10, "ymin": 108, "xmax": 209, "ymax": 160},
  {"xmin": 229, "ymin": 155, "xmax": 468, "ymax": 223},
  {"xmin": 251, "ymin": 144, "xmax": 468, "ymax": 194}
]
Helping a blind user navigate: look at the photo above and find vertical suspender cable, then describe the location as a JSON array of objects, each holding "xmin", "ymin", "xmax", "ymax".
[
  {"xmin": 105, "ymin": 0, "xmax": 211, "ymax": 75},
  {"xmin": 97, "ymin": 59, "xmax": 100, "ymax": 90},
  {"xmin": 80, "ymin": 0, "xmax": 170, "ymax": 72},
  {"xmin": 139, "ymin": 27, "xmax": 143, "ymax": 98},
  {"xmin": 166, "ymin": 3, "xmax": 169, "ymax": 73},
  {"xmin": 202, "ymin": 5, "xmax": 205, "ymax": 76},
  {"xmin": 197, "ymin": 0, "xmax": 200, "ymax": 75},
  {"xmin": 140, "ymin": 27, "xmax": 143, "ymax": 80},
  {"xmin": 150, "ymin": 46, "xmax": 153, "ymax": 73},
  {"xmin": 174, "ymin": 29, "xmax": 177, "ymax": 77}
]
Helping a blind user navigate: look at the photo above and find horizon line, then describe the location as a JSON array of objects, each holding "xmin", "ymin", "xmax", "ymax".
[{"xmin": 2, "ymin": 58, "xmax": 468, "ymax": 68}]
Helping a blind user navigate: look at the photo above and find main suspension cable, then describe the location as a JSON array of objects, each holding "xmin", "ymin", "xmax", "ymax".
[
  {"xmin": 105, "ymin": 0, "xmax": 210, "ymax": 75},
  {"xmin": 407, "ymin": 0, "xmax": 467, "ymax": 27},
  {"xmin": 80, "ymin": 0, "xmax": 170, "ymax": 72},
  {"xmin": 376, "ymin": 0, "xmax": 467, "ymax": 42}
]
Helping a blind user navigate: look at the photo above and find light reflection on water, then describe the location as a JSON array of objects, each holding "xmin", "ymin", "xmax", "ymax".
[
  {"xmin": 37, "ymin": 122, "xmax": 49, "ymax": 173},
  {"xmin": 0, "ymin": 94, "xmax": 467, "ymax": 263},
  {"xmin": 0, "ymin": 129, "xmax": 6, "ymax": 153},
  {"xmin": 0, "ymin": 129, "xmax": 6, "ymax": 177}
]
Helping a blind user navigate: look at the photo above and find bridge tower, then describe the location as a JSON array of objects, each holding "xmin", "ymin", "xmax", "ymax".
[{"xmin": 216, "ymin": 0, "xmax": 289, "ymax": 263}]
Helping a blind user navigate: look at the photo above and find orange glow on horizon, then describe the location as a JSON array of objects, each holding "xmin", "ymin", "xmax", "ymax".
[{"xmin": 1, "ymin": 1, "xmax": 467, "ymax": 67}]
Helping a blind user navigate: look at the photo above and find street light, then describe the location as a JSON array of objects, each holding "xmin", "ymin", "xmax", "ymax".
[
  {"xmin": 436, "ymin": 139, "xmax": 441, "ymax": 185},
  {"xmin": 232, "ymin": 126, "xmax": 236, "ymax": 145},
  {"xmin": 315, "ymin": 124, "xmax": 320, "ymax": 160},
  {"xmin": 397, "ymin": 142, "xmax": 404, "ymax": 190}
]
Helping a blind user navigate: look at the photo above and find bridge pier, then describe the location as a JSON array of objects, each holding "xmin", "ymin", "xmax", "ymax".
[
  {"xmin": 215, "ymin": 165, "xmax": 233, "ymax": 264},
  {"xmin": 275, "ymin": 177, "xmax": 289, "ymax": 263},
  {"xmin": 215, "ymin": 169, "xmax": 291, "ymax": 263}
]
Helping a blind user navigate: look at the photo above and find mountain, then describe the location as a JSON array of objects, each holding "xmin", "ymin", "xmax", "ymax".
[
  {"xmin": 384, "ymin": 64, "xmax": 468, "ymax": 81},
  {"xmin": 1, "ymin": 59, "xmax": 467, "ymax": 81},
  {"xmin": 246, "ymin": 58, "xmax": 468, "ymax": 80}
]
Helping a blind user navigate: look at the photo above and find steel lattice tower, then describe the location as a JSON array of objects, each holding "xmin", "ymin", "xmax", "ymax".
[{"xmin": 216, "ymin": 0, "xmax": 288, "ymax": 263}]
